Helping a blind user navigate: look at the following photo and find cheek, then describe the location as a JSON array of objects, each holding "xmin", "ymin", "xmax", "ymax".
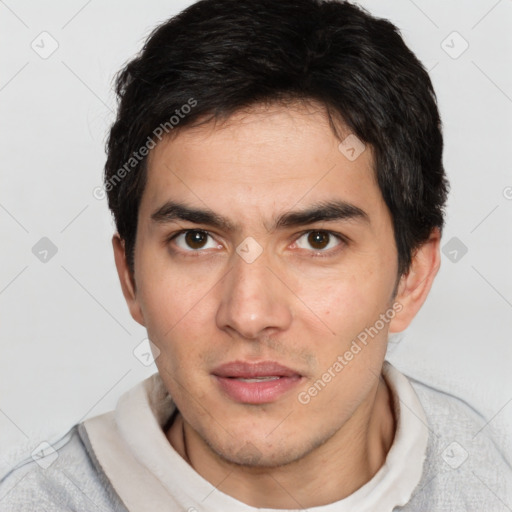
[
  {"xmin": 136, "ymin": 254, "xmax": 208, "ymax": 328},
  {"xmin": 299, "ymin": 271, "xmax": 373, "ymax": 327},
  {"xmin": 296, "ymin": 269, "xmax": 393, "ymax": 359},
  {"xmin": 135, "ymin": 261, "xmax": 215, "ymax": 362}
]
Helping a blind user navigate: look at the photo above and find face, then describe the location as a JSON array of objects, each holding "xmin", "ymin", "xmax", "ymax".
[{"xmin": 122, "ymin": 103, "xmax": 407, "ymax": 467}]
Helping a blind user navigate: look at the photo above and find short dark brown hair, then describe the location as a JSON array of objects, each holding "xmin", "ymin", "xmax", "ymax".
[{"xmin": 104, "ymin": 0, "xmax": 448, "ymax": 276}]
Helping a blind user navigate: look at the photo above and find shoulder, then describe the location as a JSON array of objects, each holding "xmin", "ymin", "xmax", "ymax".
[
  {"xmin": 0, "ymin": 424, "xmax": 127, "ymax": 511},
  {"xmin": 402, "ymin": 376, "xmax": 512, "ymax": 510}
]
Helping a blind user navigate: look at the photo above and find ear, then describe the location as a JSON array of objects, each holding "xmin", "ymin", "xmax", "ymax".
[
  {"xmin": 112, "ymin": 234, "xmax": 145, "ymax": 326},
  {"xmin": 389, "ymin": 228, "xmax": 441, "ymax": 333}
]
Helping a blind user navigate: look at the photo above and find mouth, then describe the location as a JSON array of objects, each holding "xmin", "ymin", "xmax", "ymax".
[{"xmin": 212, "ymin": 361, "xmax": 303, "ymax": 404}]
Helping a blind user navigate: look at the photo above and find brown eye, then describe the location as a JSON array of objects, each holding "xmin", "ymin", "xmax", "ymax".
[
  {"xmin": 307, "ymin": 231, "xmax": 330, "ymax": 250},
  {"xmin": 184, "ymin": 230, "xmax": 208, "ymax": 249},
  {"xmin": 294, "ymin": 230, "xmax": 343, "ymax": 253},
  {"xmin": 172, "ymin": 230, "xmax": 218, "ymax": 252}
]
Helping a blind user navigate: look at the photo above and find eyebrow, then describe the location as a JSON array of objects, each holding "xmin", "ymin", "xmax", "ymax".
[{"xmin": 150, "ymin": 199, "xmax": 369, "ymax": 232}]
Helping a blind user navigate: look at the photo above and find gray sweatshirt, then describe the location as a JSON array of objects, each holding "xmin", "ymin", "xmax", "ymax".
[{"xmin": 1, "ymin": 363, "xmax": 511, "ymax": 511}]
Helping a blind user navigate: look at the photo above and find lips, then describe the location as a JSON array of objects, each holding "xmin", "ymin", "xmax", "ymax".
[
  {"xmin": 212, "ymin": 361, "xmax": 300, "ymax": 378},
  {"xmin": 212, "ymin": 361, "xmax": 302, "ymax": 404}
]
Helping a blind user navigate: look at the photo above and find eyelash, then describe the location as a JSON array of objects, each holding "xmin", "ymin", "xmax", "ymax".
[{"xmin": 165, "ymin": 229, "xmax": 347, "ymax": 258}]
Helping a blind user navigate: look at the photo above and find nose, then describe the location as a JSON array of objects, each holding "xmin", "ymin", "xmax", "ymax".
[{"xmin": 215, "ymin": 248, "xmax": 293, "ymax": 340}]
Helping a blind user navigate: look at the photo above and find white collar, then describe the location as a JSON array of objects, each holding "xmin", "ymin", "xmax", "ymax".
[{"xmin": 82, "ymin": 361, "xmax": 428, "ymax": 511}]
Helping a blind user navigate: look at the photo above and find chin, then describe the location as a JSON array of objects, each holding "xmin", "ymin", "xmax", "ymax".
[{"xmin": 205, "ymin": 432, "xmax": 321, "ymax": 469}]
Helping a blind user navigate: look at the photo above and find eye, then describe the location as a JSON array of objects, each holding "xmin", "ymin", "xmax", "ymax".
[
  {"xmin": 294, "ymin": 230, "xmax": 343, "ymax": 253},
  {"xmin": 172, "ymin": 230, "xmax": 220, "ymax": 251}
]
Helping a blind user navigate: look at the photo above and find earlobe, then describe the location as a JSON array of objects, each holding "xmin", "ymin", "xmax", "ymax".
[
  {"xmin": 389, "ymin": 229, "xmax": 441, "ymax": 333},
  {"xmin": 112, "ymin": 234, "xmax": 146, "ymax": 327}
]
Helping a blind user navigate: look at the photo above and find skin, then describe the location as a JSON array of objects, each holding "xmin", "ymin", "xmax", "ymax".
[{"xmin": 113, "ymin": 101, "xmax": 441, "ymax": 508}]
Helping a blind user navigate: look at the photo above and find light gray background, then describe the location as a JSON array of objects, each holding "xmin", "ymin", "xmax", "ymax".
[{"xmin": 1, "ymin": 0, "xmax": 511, "ymax": 476}]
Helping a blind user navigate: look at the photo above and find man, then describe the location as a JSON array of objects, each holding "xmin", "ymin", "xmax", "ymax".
[{"xmin": 1, "ymin": 0, "xmax": 510, "ymax": 510}]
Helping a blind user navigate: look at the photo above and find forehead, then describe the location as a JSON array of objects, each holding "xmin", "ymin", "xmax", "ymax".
[{"xmin": 140, "ymin": 102, "xmax": 385, "ymax": 226}]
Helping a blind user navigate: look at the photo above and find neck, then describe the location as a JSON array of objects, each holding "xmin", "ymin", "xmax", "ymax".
[{"xmin": 167, "ymin": 375, "xmax": 395, "ymax": 508}]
